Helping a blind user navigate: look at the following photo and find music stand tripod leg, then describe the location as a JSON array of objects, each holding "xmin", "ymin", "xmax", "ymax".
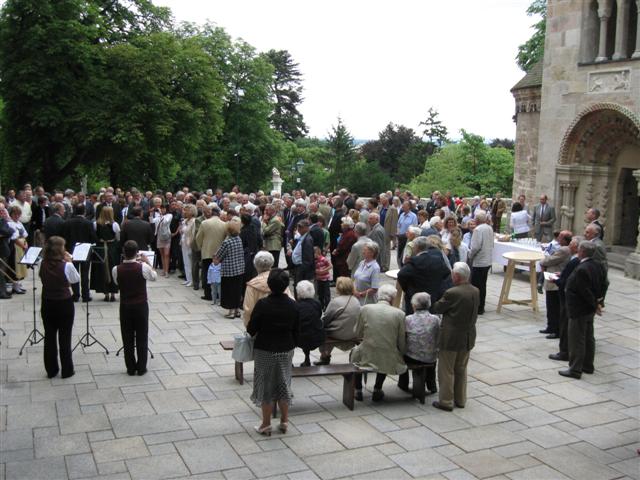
[{"xmin": 19, "ymin": 261, "xmax": 44, "ymax": 355}]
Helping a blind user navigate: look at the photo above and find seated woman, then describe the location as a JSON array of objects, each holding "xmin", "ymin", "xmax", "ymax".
[
  {"xmin": 350, "ymin": 284, "xmax": 407, "ymax": 402},
  {"xmin": 397, "ymin": 292, "xmax": 440, "ymax": 394},
  {"xmin": 247, "ymin": 269, "xmax": 299, "ymax": 436},
  {"xmin": 243, "ymin": 251, "xmax": 293, "ymax": 327},
  {"xmin": 295, "ymin": 280, "xmax": 325, "ymax": 367},
  {"xmin": 315, "ymin": 277, "xmax": 361, "ymax": 365}
]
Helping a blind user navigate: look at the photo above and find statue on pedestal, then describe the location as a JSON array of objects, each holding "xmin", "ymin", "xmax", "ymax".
[{"xmin": 271, "ymin": 167, "xmax": 283, "ymax": 195}]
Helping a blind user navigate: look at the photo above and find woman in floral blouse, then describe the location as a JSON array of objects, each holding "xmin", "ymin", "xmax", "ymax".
[{"xmin": 397, "ymin": 292, "xmax": 440, "ymax": 395}]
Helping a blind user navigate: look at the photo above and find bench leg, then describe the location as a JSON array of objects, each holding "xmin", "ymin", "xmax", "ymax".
[
  {"xmin": 235, "ymin": 361, "xmax": 244, "ymax": 385},
  {"xmin": 342, "ymin": 373, "xmax": 355, "ymax": 410},
  {"xmin": 412, "ymin": 368, "xmax": 426, "ymax": 405}
]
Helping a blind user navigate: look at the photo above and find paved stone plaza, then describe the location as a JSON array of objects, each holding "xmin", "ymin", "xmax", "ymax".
[{"xmin": 0, "ymin": 263, "xmax": 638, "ymax": 480}]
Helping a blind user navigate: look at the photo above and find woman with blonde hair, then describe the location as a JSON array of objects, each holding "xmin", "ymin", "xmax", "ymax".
[
  {"xmin": 91, "ymin": 206, "xmax": 120, "ymax": 301},
  {"xmin": 214, "ymin": 217, "xmax": 245, "ymax": 318}
]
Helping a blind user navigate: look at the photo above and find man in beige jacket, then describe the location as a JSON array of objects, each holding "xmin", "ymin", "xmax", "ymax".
[{"xmin": 195, "ymin": 210, "xmax": 227, "ymax": 301}]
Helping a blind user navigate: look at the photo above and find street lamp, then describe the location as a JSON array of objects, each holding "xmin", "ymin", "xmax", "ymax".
[
  {"xmin": 234, "ymin": 153, "xmax": 239, "ymax": 187},
  {"xmin": 295, "ymin": 158, "xmax": 305, "ymax": 189}
]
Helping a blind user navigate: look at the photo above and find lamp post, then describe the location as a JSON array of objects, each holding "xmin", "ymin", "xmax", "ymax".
[
  {"xmin": 234, "ymin": 153, "xmax": 239, "ymax": 187},
  {"xmin": 295, "ymin": 158, "xmax": 305, "ymax": 189}
]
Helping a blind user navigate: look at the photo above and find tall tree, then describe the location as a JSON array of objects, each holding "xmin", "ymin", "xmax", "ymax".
[
  {"xmin": 327, "ymin": 118, "xmax": 356, "ymax": 190},
  {"xmin": 419, "ymin": 107, "xmax": 449, "ymax": 146},
  {"xmin": 360, "ymin": 123, "xmax": 420, "ymax": 181},
  {"xmin": 263, "ymin": 49, "xmax": 308, "ymax": 141},
  {"xmin": 516, "ymin": 0, "xmax": 546, "ymax": 72}
]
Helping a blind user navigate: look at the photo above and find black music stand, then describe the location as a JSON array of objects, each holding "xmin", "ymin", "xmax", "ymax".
[
  {"xmin": 116, "ymin": 344, "xmax": 154, "ymax": 359},
  {"xmin": 18, "ymin": 247, "xmax": 44, "ymax": 355},
  {"xmin": 72, "ymin": 243, "xmax": 109, "ymax": 354}
]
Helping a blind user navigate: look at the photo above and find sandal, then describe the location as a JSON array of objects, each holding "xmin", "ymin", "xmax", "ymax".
[
  {"xmin": 278, "ymin": 422, "xmax": 288, "ymax": 434},
  {"xmin": 254, "ymin": 424, "xmax": 272, "ymax": 436}
]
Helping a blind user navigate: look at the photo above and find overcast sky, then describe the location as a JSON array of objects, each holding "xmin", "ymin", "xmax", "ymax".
[{"xmin": 156, "ymin": 0, "xmax": 536, "ymax": 141}]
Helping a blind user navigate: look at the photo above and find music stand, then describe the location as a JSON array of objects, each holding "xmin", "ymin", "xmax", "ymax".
[
  {"xmin": 71, "ymin": 243, "xmax": 109, "ymax": 354},
  {"xmin": 18, "ymin": 247, "xmax": 44, "ymax": 355},
  {"xmin": 116, "ymin": 344, "xmax": 154, "ymax": 359}
]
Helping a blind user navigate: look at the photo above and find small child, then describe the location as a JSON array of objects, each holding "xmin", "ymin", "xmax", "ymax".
[
  {"xmin": 207, "ymin": 262, "xmax": 221, "ymax": 305},
  {"xmin": 314, "ymin": 246, "xmax": 332, "ymax": 310}
]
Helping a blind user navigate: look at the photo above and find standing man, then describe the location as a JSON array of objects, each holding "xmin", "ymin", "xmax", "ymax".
[
  {"xmin": 379, "ymin": 194, "xmax": 398, "ymax": 272},
  {"xmin": 347, "ymin": 223, "xmax": 371, "ymax": 273},
  {"xmin": 261, "ymin": 204, "xmax": 284, "ymax": 268},
  {"xmin": 468, "ymin": 211, "xmax": 493, "ymax": 315},
  {"xmin": 195, "ymin": 208, "xmax": 227, "ymax": 301},
  {"xmin": 367, "ymin": 212, "xmax": 386, "ymax": 270},
  {"xmin": 120, "ymin": 206, "xmax": 154, "ymax": 251},
  {"xmin": 291, "ymin": 220, "xmax": 315, "ymax": 289},
  {"xmin": 113, "ymin": 240, "xmax": 157, "ymax": 376},
  {"xmin": 584, "ymin": 224, "xmax": 608, "ymax": 271},
  {"xmin": 396, "ymin": 201, "xmax": 418, "ymax": 267},
  {"xmin": 77, "ymin": 192, "xmax": 95, "ymax": 221},
  {"xmin": 431, "ymin": 262, "xmax": 479, "ymax": 411},
  {"xmin": 44, "ymin": 202, "xmax": 66, "ymax": 239},
  {"xmin": 96, "ymin": 191, "xmax": 123, "ymax": 224},
  {"xmin": 538, "ymin": 231, "xmax": 572, "ymax": 339},
  {"xmin": 532, "ymin": 194, "xmax": 556, "ymax": 242},
  {"xmin": 560, "ymin": 241, "xmax": 607, "ymax": 379},
  {"xmin": 585, "ymin": 208, "xmax": 605, "ymax": 239},
  {"xmin": 62, "ymin": 204, "xmax": 96, "ymax": 302}
]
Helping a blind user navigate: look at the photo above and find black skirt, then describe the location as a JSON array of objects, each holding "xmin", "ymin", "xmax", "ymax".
[{"xmin": 220, "ymin": 274, "xmax": 243, "ymax": 309}]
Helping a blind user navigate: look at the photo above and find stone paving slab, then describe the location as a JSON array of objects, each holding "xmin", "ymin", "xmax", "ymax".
[{"xmin": 0, "ymin": 263, "xmax": 638, "ymax": 479}]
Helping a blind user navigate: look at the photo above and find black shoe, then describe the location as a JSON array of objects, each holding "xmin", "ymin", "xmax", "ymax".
[
  {"xmin": 548, "ymin": 353, "xmax": 568, "ymax": 361},
  {"xmin": 558, "ymin": 369, "xmax": 581, "ymax": 379},
  {"xmin": 537, "ymin": 285, "xmax": 543, "ymax": 294},
  {"xmin": 454, "ymin": 402, "xmax": 465, "ymax": 408},
  {"xmin": 539, "ymin": 329, "xmax": 552, "ymax": 334},
  {"xmin": 193, "ymin": 285, "xmax": 200, "ymax": 291},
  {"xmin": 372, "ymin": 390, "xmax": 385, "ymax": 402},
  {"xmin": 127, "ymin": 369, "xmax": 136, "ymax": 376},
  {"xmin": 477, "ymin": 309, "xmax": 485, "ymax": 315},
  {"xmin": 47, "ymin": 370, "xmax": 59, "ymax": 379},
  {"xmin": 355, "ymin": 389, "xmax": 363, "ymax": 401},
  {"xmin": 299, "ymin": 361, "xmax": 311, "ymax": 367},
  {"xmin": 583, "ymin": 368, "xmax": 594, "ymax": 374},
  {"xmin": 178, "ymin": 274, "xmax": 186, "ymax": 279},
  {"xmin": 313, "ymin": 357, "xmax": 331, "ymax": 366},
  {"xmin": 61, "ymin": 370, "xmax": 75, "ymax": 379},
  {"xmin": 397, "ymin": 383, "xmax": 410, "ymax": 393},
  {"xmin": 82, "ymin": 297, "xmax": 92, "ymax": 302},
  {"xmin": 432, "ymin": 401, "xmax": 453, "ymax": 412},
  {"xmin": 427, "ymin": 386, "xmax": 438, "ymax": 395},
  {"xmin": 137, "ymin": 368, "xmax": 147, "ymax": 376},
  {"xmin": 0, "ymin": 294, "xmax": 12, "ymax": 300},
  {"xmin": 72, "ymin": 296, "xmax": 80, "ymax": 303},
  {"xmin": 546, "ymin": 334, "xmax": 559, "ymax": 339},
  {"xmin": 201, "ymin": 296, "xmax": 212, "ymax": 301},
  {"xmin": 12, "ymin": 288, "xmax": 26, "ymax": 294}
]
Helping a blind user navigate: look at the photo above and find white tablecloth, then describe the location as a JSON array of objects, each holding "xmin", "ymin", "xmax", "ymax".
[{"xmin": 493, "ymin": 241, "xmax": 543, "ymax": 271}]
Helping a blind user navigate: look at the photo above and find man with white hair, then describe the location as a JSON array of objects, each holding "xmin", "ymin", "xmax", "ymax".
[
  {"xmin": 367, "ymin": 212, "xmax": 386, "ymax": 269},
  {"xmin": 347, "ymin": 222, "xmax": 371, "ymax": 273},
  {"xmin": 421, "ymin": 216, "xmax": 442, "ymax": 237},
  {"xmin": 431, "ymin": 262, "xmax": 479, "ymax": 411},
  {"xmin": 468, "ymin": 210, "xmax": 493, "ymax": 315}
]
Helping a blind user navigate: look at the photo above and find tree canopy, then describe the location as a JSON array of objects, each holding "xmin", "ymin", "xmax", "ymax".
[{"xmin": 516, "ymin": 0, "xmax": 546, "ymax": 72}]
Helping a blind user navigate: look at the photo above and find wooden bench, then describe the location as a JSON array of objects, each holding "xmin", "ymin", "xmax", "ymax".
[
  {"xmin": 220, "ymin": 340, "xmax": 245, "ymax": 385},
  {"xmin": 400, "ymin": 362, "xmax": 436, "ymax": 405}
]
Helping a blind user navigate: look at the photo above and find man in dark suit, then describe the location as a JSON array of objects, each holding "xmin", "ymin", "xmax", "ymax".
[
  {"xmin": 77, "ymin": 192, "xmax": 95, "ymax": 221},
  {"xmin": 431, "ymin": 262, "xmax": 479, "ymax": 411},
  {"xmin": 63, "ymin": 204, "xmax": 97, "ymax": 302},
  {"xmin": 31, "ymin": 195, "xmax": 50, "ymax": 247},
  {"xmin": 532, "ymin": 194, "xmax": 556, "ymax": 242},
  {"xmin": 585, "ymin": 208, "xmax": 605, "ymax": 239},
  {"xmin": 120, "ymin": 206, "xmax": 154, "ymax": 251},
  {"xmin": 549, "ymin": 236, "xmax": 581, "ymax": 362},
  {"xmin": 560, "ymin": 241, "xmax": 607, "ymax": 379},
  {"xmin": 397, "ymin": 236, "xmax": 452, "ymax": 314},
  {"xmin": 292, "ymin": 220, "xmax": 315, "ymax": 291},
  {"xmin": 96, "ymin": 191, "xmax": 123, "ymax": 224},
  {"xmin": 538, "ymin": 230, "xmax": 572, "ymax": 339},
  {"xmin": 44, "ymin": 202, "xmax": 66, "ymax": 239},
  {"xmin": 0, "ymin": 206, "xmax": 14, "ymax": 299},
  {"xmin": 308, "ymin": 213, "xmax": 325, "ymax": 250}
]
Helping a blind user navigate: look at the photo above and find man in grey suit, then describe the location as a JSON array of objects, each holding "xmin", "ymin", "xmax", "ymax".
[
  {"xmin": 431, "ymin": 262, "xmax": 479, "ymax": 411},
  {"xmin": 379, "ymin": 194, "xmax": 398, "ymax": 272},
  {"xmin": 532, "ymin": 194, "xmax": 556, "ymax": 242},
  {"xmin": 367, "ymin": 213, "xmax": 386, "ymax": 269},
  {"xmin": 347, "ymin": 222, "xmax": 371, "ymax": 273}
]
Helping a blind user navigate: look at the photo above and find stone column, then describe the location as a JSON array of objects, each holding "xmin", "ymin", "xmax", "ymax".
[
  {"xmin": 633, "ymin": 0, "xmax": 640, "ymax": 58},
  {"xmin": 596, "ymin": 0, "xmax": 613, "ymax": 61},
  {"xmin": 624, "ymin": 169, "xmax": 640, "ymax": 278},
  {"xmin": 559, "ymin": 181, "xmax": 579, "ymax": 230},
  {"xmin": 612, "ymin": 0, "xmax": 630, "ymax": 60}
]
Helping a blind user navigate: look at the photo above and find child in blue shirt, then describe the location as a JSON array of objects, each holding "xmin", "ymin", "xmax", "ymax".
[{"xmin": 207, "ymin": 262, "xmax": 221, "ymax": 305}]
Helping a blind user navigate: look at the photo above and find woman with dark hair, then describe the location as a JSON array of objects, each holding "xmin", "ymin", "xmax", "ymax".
[
  {"xmin": 214, "ymin": 217, "xmax": 245, "ymax": 318},
  {"xmin": 91, "ymin": 206, "xmax": 120, "ymax": 302},
  {"xmin": 510, "ymin": 202, "xmax": 531, "ymax": 239},
  {"xmin": 40, "ymin": 236, "xmax": 80, "ymax": 378},
  {"xmin": 247, "ymin": 269, "xmax": 300, "ymax": 436}
]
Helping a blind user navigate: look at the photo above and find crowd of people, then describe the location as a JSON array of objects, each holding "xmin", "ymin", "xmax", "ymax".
[{"xmin": 0, "ymin": 183, "xmax": 609, "ymax": 431}]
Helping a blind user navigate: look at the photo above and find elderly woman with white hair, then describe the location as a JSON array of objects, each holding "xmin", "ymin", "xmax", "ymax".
[
  {"xmin": 243, "ymin": 251, "xmax": 293, "ymax": 326},
  {"xmin": 402, "ymin": 226, "xmax": 423, "ymax": 265},
  {"xmin": 350, "ymin": 284, "xmax": 407, "ymax": 402},
  {"xmin": 397, "ymin": 292, "xmax": 440, "ymax": 395},
  {"xmin": 295, "ymin": 280, "xmax": 325, "ymax": 366}
]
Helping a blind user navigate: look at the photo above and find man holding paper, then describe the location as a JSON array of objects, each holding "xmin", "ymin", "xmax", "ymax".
[{"xmin": 538, "ymin": 231, "xmax": 572, "ymax": 339}]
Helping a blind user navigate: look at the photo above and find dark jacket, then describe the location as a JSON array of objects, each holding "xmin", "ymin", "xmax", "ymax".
[
  {"xmin": 296, "ymin": 298, "xmax": 325, "ymax": 350},
  {"xmin": 43, "ymin": 214, "xmax": 66, "ymax": 239},
  {"xmin": 295, "ymin": 233, "xmax": 315, "ymax": 281},
  {"xmin": 31, "ymin": 203, "xmax": 50, "ymax": 232},
  {"xmin": 120, "ymin": 217, "xmax": 154, "ymax": 251},
  {"xmin": 96, "ymin": 203, "xmax": 123, "ymax": 224},
  {"xmin": 62, "ymin": 215, "xmax": 97, "ymax": 253},
  {"xmin": 432, "ymin": 282, "xmax": 479, "ymax": 351},
  {"xmin": 555, "ymin": 256, "xmax": 580, "ymax": 295},
  {"xmin": 397, "ymin": 247, "xmax": 452, "ymax": 312},
  {"xmin": 565, "ymin": 258, "xmax": 607, "ymax": 319},
  {"xmin": 309, "ymin": 224, "xmax": 324, "ymax": 249},
  {"xmin": 247, "ymin": 293, "xmax": 300, "ymax": 352},
  {"xmin": 0, "ymin": 218, "xmax": 12, "ymax": 258}
]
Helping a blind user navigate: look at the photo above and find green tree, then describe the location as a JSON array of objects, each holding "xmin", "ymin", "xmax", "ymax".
[
  {"xmin": 327, "ymin": 118, "xmax": 356, "ymax": 190},
  {"xmin": 419, "ymin": 107, "xmax": 449, "ymax": 146},
  {"xmin": 516, "ymin": 0, "xmax": 546, "ymax": 72},
  {"xmin": 360, "ymin": 123, "xmax": 420, "ymax": 181},
  {"xmin": 263, "ymin": 49, "xmax": 308, "ymax": 141}
]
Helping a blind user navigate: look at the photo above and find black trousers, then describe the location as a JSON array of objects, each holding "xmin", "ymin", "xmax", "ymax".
[
  {"xmin": 316, "ymin": 280, "xmax": 331, "ymax": 310},
  {"xmin": 397, "ymin": 234, "xmax": 407, "ymax": 267},
  {"xmin": 71, "ymin": 261, "xmax": 91, "ymax": 301},
  {"xmin": 558, "ymin": 294, "xmax": 569, "ymax": 356},
  {"xmin": 471, "ymin": 266, "xmax": 490, "ymax": 313},
  {"xmin": 568, "ymin": 313, "xmax": 595, "ymax": 374},
  {"xmin": 42, "ymin": 297, "xmax": 75, "ymax": 377},
  {"xmin": 398, "ymin": 356, "xmax": 437, "ymax": 392},
  {"xmin": 120, "ymin": 303, "xmax": 149, "ymax": 373},
  {"xmin": 191, "ymin": 249, "xmax": 201, "ymax": 289},
  {"xmin": 269, "ymin": 250, "xmax": 281, "ymax": 269},
  {"xmin": 545, "ymin": 290, "xmax": 560, "ymax": 334},
  {"xmin": 201, "ymin": 258, "xmax": 213, "ymax": 299},
  {"xmin": 355, "ymin": 372, "xmax": 386, "ymax": 390}
]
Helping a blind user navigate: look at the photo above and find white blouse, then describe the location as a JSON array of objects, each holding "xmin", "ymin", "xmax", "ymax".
[{"xmin": 510, "ymin": 210, "xmax": 531, "ymax": 234}]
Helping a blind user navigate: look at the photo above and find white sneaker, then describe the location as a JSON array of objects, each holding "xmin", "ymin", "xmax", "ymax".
[
  {"xmin": 181, "ymin": 281, "xmax": 189, "ymax": 285},
  {"xmin": 184, "ymin": 282, "xmax": 192, "ymax": 287}
]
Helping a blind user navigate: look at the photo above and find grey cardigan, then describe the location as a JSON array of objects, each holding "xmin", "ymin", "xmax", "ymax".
[{"xmin": 322, "ymin": 295, "xmax": 361, "ymax": 341}]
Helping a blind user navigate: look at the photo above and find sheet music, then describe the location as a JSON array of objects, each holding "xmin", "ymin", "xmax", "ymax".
[
  {"xmin": 72, "ymin": 243, "xmax": 93, "ymax": 262},
  {"xmin": 139, "ymin": 250, "xmax": 156, "ymax": 267},
  {"xmin": 19, "ymin": 247, "xmax": 42, "ymax": 265}
]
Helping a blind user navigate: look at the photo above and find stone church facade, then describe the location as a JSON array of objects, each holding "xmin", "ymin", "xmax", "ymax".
[{"xmin": 512, "ymin": 0, "xmax": 640, "ymax": 277}]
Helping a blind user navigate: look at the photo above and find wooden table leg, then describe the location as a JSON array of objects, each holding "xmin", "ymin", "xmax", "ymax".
[
  {"xmin": 529, "ymin": 261, "xmax": 539, "ymax": 313},
  {"xmin": 342, "ymin": 373, "xmax": 355, "ymax": 410},
  {"xmin": 497, "ymin": 260, "xmax": 516, "ymax": 313}
]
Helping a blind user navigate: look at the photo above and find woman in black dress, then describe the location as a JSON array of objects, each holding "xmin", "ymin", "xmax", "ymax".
[
  {"xmin": 295, "ymin": 280, "xmax": 324, "ymax": 366},
  {"xmin": 91, "ymin": 206, "xmax": 120, "ymax": 301}
]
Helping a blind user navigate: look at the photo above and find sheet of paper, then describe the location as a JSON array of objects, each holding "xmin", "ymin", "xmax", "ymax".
[
  {"xmin": 72, "ymin": 243, "xmax": 93, "ymax": 262},
  {"xmin": 139, "ymin": 250, "xmax": 156, "ymax": 267},
  {"xmin": 543, "ymin": 271, "xmax": 559, "ymax": 282},
  {"xmin": 19, "ymin": 247, "xmax": 43, "ymax": 265}
]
